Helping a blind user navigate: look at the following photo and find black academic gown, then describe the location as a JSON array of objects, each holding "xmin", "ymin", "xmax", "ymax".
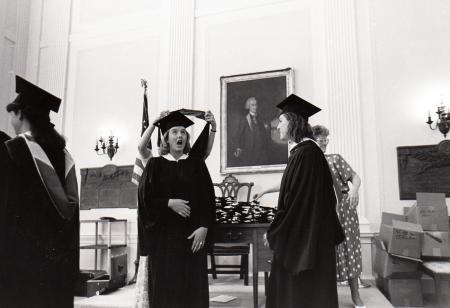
[
  {"xmin": 138, "ymin": 155, "xmax": 215, "ymax": 308},
  {"xmin": 266, "ymin": 140, "xmax": 344, "ymax": 308},
  {"xmin": 0, "ymin": 134, "xmax": 79, "ymax": 308}
]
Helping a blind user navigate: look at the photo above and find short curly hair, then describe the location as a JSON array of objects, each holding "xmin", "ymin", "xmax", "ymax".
[
  {"xmin": 282, "ymin": 112, "xmax": 313, "ymax": 143},
  {"xmin": 311, "ymin": 125, "xmax": 329, "ymax": 138},
  {"xmin": 158, "ymin": 130, "xmax": 191, "ymax": 156}
]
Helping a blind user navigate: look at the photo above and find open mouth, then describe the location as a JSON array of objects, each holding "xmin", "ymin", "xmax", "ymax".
[{"xmin": 176, "ymin": 140, "xmax": 183, "ymax": 145}]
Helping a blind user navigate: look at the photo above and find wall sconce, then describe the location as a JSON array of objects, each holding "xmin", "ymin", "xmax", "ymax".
[
  {"xmin": 426, "ymin": 103, "xmax": 450, "ymax": 138},
  {"xmin": 94, "ymin": 136, "xmax": 119, "ymax": 160}
]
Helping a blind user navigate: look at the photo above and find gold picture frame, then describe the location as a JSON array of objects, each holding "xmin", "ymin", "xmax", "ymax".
[{"xmin": 220, "ymin": 68, "xmax": 294, "ymax": 174}]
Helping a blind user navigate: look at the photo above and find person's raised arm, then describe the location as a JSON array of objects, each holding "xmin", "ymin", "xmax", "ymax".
[
  {"xmin": 203, "ymin": 110, "xmax": 216, "ymax": 160},
  {"xmin": 137, "ymin": 111, "xmax": 169, "ymax": 159}
]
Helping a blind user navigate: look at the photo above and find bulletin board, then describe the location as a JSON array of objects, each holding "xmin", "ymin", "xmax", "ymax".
[
  {"xmin": 397, "ymin": 140, "xmax": 450, "ymax": 200},
  {"xmin": 80, "ymin": 164, "xmax": 137, "ymax": 209}
]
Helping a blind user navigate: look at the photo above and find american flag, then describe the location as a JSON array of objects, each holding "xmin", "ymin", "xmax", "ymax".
[{"xmin": 131, "ymin": 79, "xmax": 150, "ymax": 186}]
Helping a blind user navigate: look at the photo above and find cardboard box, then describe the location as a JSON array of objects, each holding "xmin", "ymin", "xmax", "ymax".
[
  {"xmin": 407, "ymin": 193, "xmax": 449, "ymax": 231},
  {"xmin": 421, "ymin": 274, "xmax": 450, "ymax": 295},
  {"xmin": 373, "ymin": 237, "xmax": 421, "ymax": 278},
  {"xmin": 384, "ymin": 278, "xmax": 423, "ymax": 307},
  {"xmin": 382, "ymin": 212, "xmax": 407, "ymax": 225},
  {"xmin": 422, "ymin": 231, "xmax": 450, "ymax": 257},
  {"xmin": 380, "ymin": 219, "xmax": 423, "ymax": 259}
]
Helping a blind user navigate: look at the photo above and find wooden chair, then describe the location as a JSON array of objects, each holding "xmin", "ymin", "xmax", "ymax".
[{"xmin": 209, "ymin": 174, "xmax": 254, "ymax": 285}]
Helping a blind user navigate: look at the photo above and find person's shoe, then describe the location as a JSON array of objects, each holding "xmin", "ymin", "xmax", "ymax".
[
  {"xmin": 354, "ymin": 305, "xmax": 366, "ymax": 308},
  {"xmin": 358, "ymin": 278, "xmax": 371, "ymax": 289}
]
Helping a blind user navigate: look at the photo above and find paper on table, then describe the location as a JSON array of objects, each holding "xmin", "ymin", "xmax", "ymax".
[{"xmin": 210, "ymin": 295, "xmax": 237, "ymax": 303}]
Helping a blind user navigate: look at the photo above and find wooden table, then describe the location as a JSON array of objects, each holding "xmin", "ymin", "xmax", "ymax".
[
  {"xmin": 214, "ymin": 223, "xmax": 272, "ymax": 308},
  {"xmin": 421, "ymin": 261, "xmax": 450, "ymax": 308}
]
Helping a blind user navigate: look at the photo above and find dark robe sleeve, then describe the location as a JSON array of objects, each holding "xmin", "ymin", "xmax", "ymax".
[
  {"xmin": 195, "ymin": 158, "xmax": 216, "ymax": 248},
  {"xmin": 189, "ymin": 123, "xmax": 210, "ymax": 159},
  {"xmin": 267, "ymin": 144, "xmax": 339, "ymax": 275},
  {"xmin": 137, "ymin": 158, "xmax": 170, "ymax": 256},
  {"xmin": 0, "ymin": 133, "xmax": 12, "ymax": 287}
]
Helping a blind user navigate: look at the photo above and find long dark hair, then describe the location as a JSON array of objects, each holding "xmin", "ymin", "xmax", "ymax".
[
  {"xmin": 283, "ymin": 112, "xmax": 313, "ymax": 143},
  {"xmin": 8, "ymin": 104, "xmax": 66, "ymax": 151}
]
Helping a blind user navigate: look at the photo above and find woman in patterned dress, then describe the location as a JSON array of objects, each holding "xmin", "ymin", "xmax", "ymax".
[{"xmin": 312, "ymin": 125, "xmax": 365, "ymax": 308}]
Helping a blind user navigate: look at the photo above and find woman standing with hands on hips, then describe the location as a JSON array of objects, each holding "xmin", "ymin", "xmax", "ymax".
[
  {"xmin": 137, "ymin": 111, "xmax": 215, "ymax": 308},
  {"xmin": 312, "ymin": 124, "xmax": 365, "ymax": 308}
]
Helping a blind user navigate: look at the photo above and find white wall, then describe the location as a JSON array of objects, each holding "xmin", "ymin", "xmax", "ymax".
[
  {"xmin": 366, "ymin": 0, "xmax": 450, "ymax": 216},
  {"xmin": 66, "ymin": 0, "xmax": 166, "ymax": 277},
  {"xmin": 0, "ymin": 0, "xmax": 30, "ymax": 134},
  {"xmin": 193, "ymin": 0, "xmax": 320, "ymax": 206}
]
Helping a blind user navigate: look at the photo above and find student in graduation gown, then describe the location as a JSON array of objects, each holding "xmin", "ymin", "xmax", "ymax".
[
  {"xmin": 0, "ymin": 130, "xmax": 10, "ymax": 143},
  {"xmin": 0, "ymin": 76, "xmax": 79, "ymax": 308},
  {"xmin": 265, "ymin": 94, "xmax": 345, "ymax": 308},
  {"xmin": 137, "ymin": 111, "xmax": 215, "ymax": 308}
]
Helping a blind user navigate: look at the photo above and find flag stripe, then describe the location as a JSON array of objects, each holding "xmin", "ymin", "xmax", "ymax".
[{"xmin": 132, "ymin": 82, "xmax": 150, "ymax": 186}]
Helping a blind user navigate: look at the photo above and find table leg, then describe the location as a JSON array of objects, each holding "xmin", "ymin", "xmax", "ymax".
[{"xmin": 253, "ymin": 230, "xmax": 258, "ymax": 308}]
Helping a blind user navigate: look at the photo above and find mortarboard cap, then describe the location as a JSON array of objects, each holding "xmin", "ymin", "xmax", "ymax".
[
  {"xmin": 6, "ymin": 75, "xmax": 61, "ymax": 114},
  {"xmin": 154, "ymin": 110, "xmax": 194, "ymax": 135},
  {"xmin": 177, "ymin": 108, "xmax": 206, "ymax": 120},
  {"xmin": 276, "ymin": 94, "xmax": 321, "ymax": 120}
]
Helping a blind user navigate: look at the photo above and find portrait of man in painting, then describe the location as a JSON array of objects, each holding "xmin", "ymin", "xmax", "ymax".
[{"xmin": 220, "ymin": 68, "xmax": 293, "ymax": 173}]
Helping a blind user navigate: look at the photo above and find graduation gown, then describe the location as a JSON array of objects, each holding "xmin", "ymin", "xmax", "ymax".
[
  {"xmin": 266, "ymin": 140, "xmax": 344, "ymax": 308},
  {"xmin": 138, "ymin": 154, "xmax": 215, "ymax": 308},
  {"xmin": 0, "ymin": 133, "xmax": 79, "ymax": 308}
]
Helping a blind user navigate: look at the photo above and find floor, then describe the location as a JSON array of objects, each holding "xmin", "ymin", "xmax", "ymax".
[{"xmin": 75, "ymin": 276, "xmax": 397, "ymax": 308}]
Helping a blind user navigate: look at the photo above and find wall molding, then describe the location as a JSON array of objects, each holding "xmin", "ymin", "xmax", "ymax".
[{"xmin": 323, "ymin": 0, "xmax": 366, "ymax": 218}]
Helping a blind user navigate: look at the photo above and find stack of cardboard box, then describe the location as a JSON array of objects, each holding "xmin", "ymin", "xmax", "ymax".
[{"xmin": 373, "ymin": 192, "xmax": 450, "ymax": 307}]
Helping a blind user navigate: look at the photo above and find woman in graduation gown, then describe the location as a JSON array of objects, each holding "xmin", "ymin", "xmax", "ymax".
[
  {"xmin": 0, "ymin": 76, "xmax": 79, "ymax": 308},
  {"xmin": 138, "ymin": 111, "xmax": 215, "ymax": 308},
  {"xmin": 265, "ymin": 94, "xmax": 344, "ymax": 308}
]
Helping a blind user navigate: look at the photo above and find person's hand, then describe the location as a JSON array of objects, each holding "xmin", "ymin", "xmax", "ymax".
[
  {"xmin": 152, "ymin": 110, "xmax": 170, "ymax": 125},
  {"xmin": 263, "ymin": 233, "xmax": 269, "ymax": 248},
  {"xmin": 234, "ymin": 148, "xmax": 242, "ymax": 157},
  {"xmin": 187, "ymin": 227, "xmax": 208, "ymax": 253},
  {"xmin": 168, "ymin": 199, "xmax": 191, "ymax": 218},
  {"xmin": 347, "ymin": 188, "xmax": 359, "ymax": 208},
  {"xmin": 205, "ymin": 110, "xmax": 216, "ymax": 131},
  {"xmin": 253, "ymin": 192, "xmax": 265, "ymax": 201}
]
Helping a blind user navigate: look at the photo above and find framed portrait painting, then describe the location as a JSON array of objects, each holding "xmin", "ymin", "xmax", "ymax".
[{"xmin": 220, "ymin": 68, "xmax": 294, "ymax": 174}]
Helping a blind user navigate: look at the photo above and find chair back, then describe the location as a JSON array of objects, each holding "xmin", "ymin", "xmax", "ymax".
[{"xmin": 213, "ymin": 174, "xmax": 254, "ymax": 202}]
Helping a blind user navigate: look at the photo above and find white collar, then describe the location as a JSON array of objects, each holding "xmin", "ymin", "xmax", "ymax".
[
  {"xmin": 301, "ymin": 137, "xmax": 320, "ymax": 147},
  {"xmin": 162, "ymin": 153, "xmax": 188, "ymax": 161},
  {"xmin": 288, "ymin": 138, "xmax": 320, "ymax": 156},
  {"xmin": 288, "ymin": 140, "xmax": 299, "ymax": 153}
]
